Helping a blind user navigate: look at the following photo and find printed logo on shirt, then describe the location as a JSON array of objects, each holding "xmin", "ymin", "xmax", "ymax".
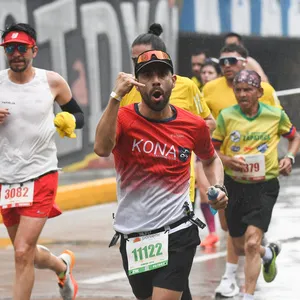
[
  {"xmin": 230, "ymin": 130, "xmax": 241, "ymax": 143},
  {"xmin": 243, "ymin": 132, "xmax": 270, "ymax": 141},
  {"xmin": 244, "ymin": 146, "xmax": 254, "ymax": 151},
  {"xmin": 132, "ymin": 139, "xmax": 176, "ymax": 159},
  {"xmin": 231, "ymin": 146, "xmax": 240, "ymax": 152},
  {"xmin": 257, "ymin": 143, "xmax": 268, "ymax": 153},
  {"xmin": 178, "ymin": 147, "xmax": 191, "ymax": 162}
]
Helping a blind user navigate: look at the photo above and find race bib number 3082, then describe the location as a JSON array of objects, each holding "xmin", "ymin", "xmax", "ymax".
[
  {"xmin": 0, "ymin": 181, "xmax": 34, "ymax": 209},
  {"xmin": 126, "ymin": 231, "xmax": 169, "ymax": 276}
]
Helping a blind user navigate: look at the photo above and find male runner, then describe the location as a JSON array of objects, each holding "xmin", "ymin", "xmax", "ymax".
[
  {"xmin": 94, "ymin": 49, "xmax": 228, "ymax": 300},
  {"xmin": 203, "ymin": 43, "xmax": 280, "ymax": 297},
  {"xmin": 0, "ymin": 23, "xmax": 83, "ymax": 300},
  {"xmin": 212, "ymin": 70, "xmax": 300, "ymax": 300},
  {"xmin": 121, "ymin": 24, "xmax": 215, "ymax": 299},
  {"xmin": 224, "ymin": 32, "xmax": 269, "ymax": 82}
]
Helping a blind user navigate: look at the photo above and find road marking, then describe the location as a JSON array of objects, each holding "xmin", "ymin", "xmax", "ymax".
[{"xmin": 79, "ymin": 251, "xmax": 227, "ymax": 284}]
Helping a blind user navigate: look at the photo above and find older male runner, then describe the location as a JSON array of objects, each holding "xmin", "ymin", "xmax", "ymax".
[{"xmin": 212, "ymin": 70, "xmax": 300, "ymax": 300}]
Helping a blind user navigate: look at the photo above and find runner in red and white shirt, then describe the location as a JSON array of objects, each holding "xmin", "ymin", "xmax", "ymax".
[{"xmin": 94, "ymin": 50, "xmax": 228, "ymax": 300}]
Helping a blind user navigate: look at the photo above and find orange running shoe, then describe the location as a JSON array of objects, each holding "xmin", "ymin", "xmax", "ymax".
[
  {"xmin": 200, "ymin": 233, "xmax": 219, "ymax": 247},
  {"xmin": 58, "ymin": 250, "xmax": 78, "ymax": 300}
]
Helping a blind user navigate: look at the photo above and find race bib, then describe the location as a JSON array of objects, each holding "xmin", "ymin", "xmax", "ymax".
[
  {"xmin": 126, "ymin": 231, "xmax": 169, "ymax": 276},
  {"xmin": 0, "ymin": 181, "xmax": 34, "ymax": 209},
  {"xmin": 232, "ymin": 154, "xmax": 265, "ymax": 181}
]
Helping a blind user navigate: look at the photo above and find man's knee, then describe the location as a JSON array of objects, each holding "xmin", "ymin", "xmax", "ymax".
[
  {"xmin": 244, "ymin": 238, "xmax": 260, "ymax": 255},
  {"xmin": 244, "ymin": 228, "xmax": 262, "ymax": 255},
  {"xmin": 14, "ymin": 244, "xmax": 36, "ymax": 265}
]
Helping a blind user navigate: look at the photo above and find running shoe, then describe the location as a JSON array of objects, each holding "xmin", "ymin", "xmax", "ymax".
[
  {"xmin": 215, "ymin": 276, "xmax": 239, "ymax": 297},
  {"xmin": 200, "ymin": 233, "xmax": 219, "ymax": 247},
  {"xmin": 263, "ymin": 242, "xmax": 281, "ymax": 283},
  {"xmin": 58, "ymin": 250, "xmax": 78, "ymax": 300}
]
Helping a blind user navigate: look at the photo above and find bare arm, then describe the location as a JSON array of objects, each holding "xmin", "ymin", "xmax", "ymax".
[
  {"xmin": 94, "ymin": 72, "xmax": 145, "ymax": 157},
  {"xmin": 94, "ymin": 98, "xmax": 120, "ymax": 157},
  {"xmin": 204, "ymin": 113, "xmax": 216, "ymax": 133},
  {"xmin": 201, "ymin": 152, "xmax": 228, "ymax": 210},
  {"xmin": 215, "ymin": 147, "xmax": 246, "ymax": 172},
  {"xmin": 47, "ymin": 71, "xmax": 72, "ymax": 105},
  {"xmin": 279, "ymin": 132, "xmax": 300, "ymax": 175},
  {"xmin": 201, "ymin": 152, "xmax": 224, "ymax": 185},
  {"xmin": 246, "ymin": 56, "xmax": 269, "ymax": 83}
]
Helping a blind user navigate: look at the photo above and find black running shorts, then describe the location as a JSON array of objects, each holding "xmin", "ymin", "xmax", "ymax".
[
  {"xmin": 119, "ymin": 224, "xmax": 200, "ymax": 299},
  {"xmin": 225, "ymin": 174, "xmax": 279, "ymax": 238}
]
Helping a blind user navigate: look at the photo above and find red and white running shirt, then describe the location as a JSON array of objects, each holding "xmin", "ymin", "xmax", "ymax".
[{"xmin": 112, "ymin": 103, "xmax": 215, "ymax": 234}]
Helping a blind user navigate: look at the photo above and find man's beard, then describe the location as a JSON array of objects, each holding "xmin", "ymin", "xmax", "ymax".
[
  {"xmin": 141, "ymin": 89, "xmax": 171, "ymax": 112},
  {"xmin": 9, "ymin": 59, "xmax": 29, "ymax": 73}
]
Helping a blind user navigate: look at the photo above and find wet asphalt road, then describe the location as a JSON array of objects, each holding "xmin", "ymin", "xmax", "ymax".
[{"xmin": 0, "ymin": 170, "xmax": 299, "ymax": 299}]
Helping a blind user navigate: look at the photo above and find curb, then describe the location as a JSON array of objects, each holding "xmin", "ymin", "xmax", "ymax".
[{"xmin": 0, "ymin": 177, "xmax": 117, "ymax": 224}]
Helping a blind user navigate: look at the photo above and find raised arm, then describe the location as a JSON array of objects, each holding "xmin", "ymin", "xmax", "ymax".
[{"xmin": 94, "ymin": 72, "xmax": 144, "ymax": 157}]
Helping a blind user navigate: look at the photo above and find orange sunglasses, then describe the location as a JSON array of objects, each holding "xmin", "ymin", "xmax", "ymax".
[{"xmin": 137, "ymin": 50, "xmax": 171, "ymax": 64}]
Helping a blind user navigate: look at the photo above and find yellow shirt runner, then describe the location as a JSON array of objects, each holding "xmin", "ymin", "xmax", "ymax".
[
  {"xmin": 203, "ymin": 76, "xmax": 281, "ymax": 119},
  {"xmin": 212, "ymin": 103, "xmax": 296, "ymax": 182}
]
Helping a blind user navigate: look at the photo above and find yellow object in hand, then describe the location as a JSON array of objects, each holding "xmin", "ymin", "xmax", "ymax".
[{"xmin": 54, "ymin": 112, "xmax": 76, "ymax": 138}]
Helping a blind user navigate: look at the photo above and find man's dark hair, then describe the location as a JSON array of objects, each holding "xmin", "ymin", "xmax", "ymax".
[
  {"xmin": 220, "ymin": 43, "xmax": 248, "ymax": 59},
  {"xmin": 191, "ymin": 49, "xmax": 207, "ymax": 57},
  {"xmin": 1, "ymin": 23, "xmax": 37, "ymax": 41},
  {"xmin": 131, "ymin": 23, "xmax": 166, "ymax": 51},
  {"xmin": 224, "ymin": 32, "xmax": 242, "ymax": 43}
]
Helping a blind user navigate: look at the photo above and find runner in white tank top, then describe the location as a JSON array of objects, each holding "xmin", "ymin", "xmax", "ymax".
[{"xmin": 0, "ymin": 23, "xmax": 84, "ymax": 300}]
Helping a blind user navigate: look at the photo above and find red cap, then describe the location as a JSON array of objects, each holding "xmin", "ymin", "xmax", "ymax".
[{"xmin": 0, "ymin": 31, "xmax": 36, "ymax": 46}]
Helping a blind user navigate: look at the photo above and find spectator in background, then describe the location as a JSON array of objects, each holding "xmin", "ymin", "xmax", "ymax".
[
  {"xmin": 224, "ymin": 32, "xmax": 269, "ymax": 82},
  {"xmin": 195, "ymin": 58, "xmax": 222, "ymax": 248},
  {"xmin": 200, "ymin": 58, "xmax": 222, "ymax": 86},
  {"xmin": 191, "ymin": 50, "xmax": 207, "ymax": 90}
]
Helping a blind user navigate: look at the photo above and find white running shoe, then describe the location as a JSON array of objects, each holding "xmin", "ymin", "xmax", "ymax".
[
  {"xmin": 215, "ymin": 276, "xmax": 239, "ymax": 297},
  {"xmin": 58, "ymin": 250, "xmax": 78, "ymax": 300}
]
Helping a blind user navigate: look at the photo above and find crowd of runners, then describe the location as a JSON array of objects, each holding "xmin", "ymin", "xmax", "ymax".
[{"xmin": 0, "ymin": 21, "xmax": 299, "ymax": 300}]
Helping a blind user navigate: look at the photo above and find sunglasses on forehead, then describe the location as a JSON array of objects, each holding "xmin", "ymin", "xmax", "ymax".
[
  {"xmin": 219, "ymin": 56, "xmax": 246, "ymax": 66},
  {"xmin": 4, "ymin": 44, "xmax": 34, "ymax": 54},
  {"xmin": 136, "ymin": 50, "xmax": 171, "ymax": 64}
]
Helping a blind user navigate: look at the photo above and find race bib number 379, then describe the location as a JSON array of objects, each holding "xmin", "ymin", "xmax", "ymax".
[
  {"xmin": 126, "ymin": 231, "xmax": 169, "ymax": 276},
  {"xmin": 0, "ymin": 181, "xmax": 34, "ymax": 209},
  {"xmin": 232, "ymin": 154, "xmax": 266, "ymax": 181}
]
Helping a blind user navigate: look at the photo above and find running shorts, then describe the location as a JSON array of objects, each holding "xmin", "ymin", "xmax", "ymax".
[
  {"xmin": 0, "ymin": 171, "xmax": 61, "ymax": 227},
  {"xmin": 225, "ymin": 174, "xmax": 279, "ymax": 237},
  {"xmin": 119, "ymin": 224, "xmax": 200, "ymax": 299}
]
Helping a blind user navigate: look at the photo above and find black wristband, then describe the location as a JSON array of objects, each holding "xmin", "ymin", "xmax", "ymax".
[{"xmin": 214, "ymin": 184, "xmax": 228, "ymax": 197}]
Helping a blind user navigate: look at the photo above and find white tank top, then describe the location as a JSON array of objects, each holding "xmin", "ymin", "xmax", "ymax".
[{"xmin": 0, "ymin": 68, "xmax": 58, "ymax": 183}]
